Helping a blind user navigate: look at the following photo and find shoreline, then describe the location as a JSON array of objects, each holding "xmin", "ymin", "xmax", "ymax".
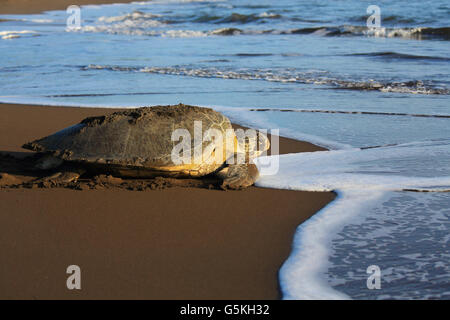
[
  {"xmin": 0, "ymin": 103, "xmax": 335, "ymax": 299},
  {"xmin": 0, "ymin": 0, "xmax": 137, "ymax": 15},
  {"xmin": 0, "ymin": 0, "xmax": 335, "ymax": 299}
]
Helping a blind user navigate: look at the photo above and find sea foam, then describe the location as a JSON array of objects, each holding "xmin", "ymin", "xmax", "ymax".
[
  {"xmin": 253, "ymin": 140, "xmax": 450, "ymax": 299},
  {"xmin": 0, "ymin": 30, "xmax": 37, "ymax": 40}
]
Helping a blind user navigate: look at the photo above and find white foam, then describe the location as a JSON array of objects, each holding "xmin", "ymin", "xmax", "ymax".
[
  {"xmin": 5, "ymin": 18, "xmax": 55, "ymax": 24},
  {"xmin": 98, "ymin": 10, "xmax": 162, "ymax": 23},
  {"xmin": 259, "ymin": 12, "xmax": 280, "ymax": 18},
  {"xmin": 162, "ymin": 30, "xmax": 207, "ymax": 38},
  {"xmin": 255, "ymin": 142, "xmax": 450, "ymax": 191},
  {"xmin": 280, "ymin": 190, "xmax": 386, "ymax": 300},
  {"xmin": 0, "ymin": 30, "xmax": 37, "ymax": 40},
  {"xmin": 252, "ymin": 140, "xmax": 450, "ymax": 299},
  {"xmin": 81, "ymin": 64, "xmax": 448, "ymax": 95},
  {"xmin": 1, "ymin": 34, "xmax": 20, "ymax": 40},
  {"xmin": 0, "ymin": 30, "xmax": 36, "ymax": 35},
  {"xmin": 363, "ymin": 26, "xmax": 423, "ymax": 39}
]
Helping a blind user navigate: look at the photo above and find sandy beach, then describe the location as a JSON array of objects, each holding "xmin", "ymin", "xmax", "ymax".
[
  {"xmin": 0, "ymin": 0, "xmax": 336, "ymax": 300},
  {"xmin": 0, "ymin": 0, "xmax": 136, "ymax": 14},
  {"xmin": 0, "ymin": 103, "xmax": 334, "ymax": 299}
]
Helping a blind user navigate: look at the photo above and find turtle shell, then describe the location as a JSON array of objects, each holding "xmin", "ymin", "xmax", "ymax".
[{"xmin": 22, "ymin": 104, "xmax": 235, "ymax": 177}]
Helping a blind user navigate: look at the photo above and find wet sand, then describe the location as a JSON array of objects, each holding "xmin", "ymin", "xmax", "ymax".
[{"xmin": 0, "ymin": 103, "xmax": 334, "ymax": 299}]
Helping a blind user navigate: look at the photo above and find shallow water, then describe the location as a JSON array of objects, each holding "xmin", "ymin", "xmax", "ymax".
[
  {"xmin": 328, "ymin": 191, "xmax": 450, "ymax": 300},
  {"xmin": 0, "ymin": 0, "xmax": 449, "ymax": 299}
]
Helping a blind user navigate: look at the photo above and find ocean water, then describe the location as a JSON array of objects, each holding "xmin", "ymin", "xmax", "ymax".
[{"xmin": 0, "ymin": 0, "xmax": 449, "ymax": 299}]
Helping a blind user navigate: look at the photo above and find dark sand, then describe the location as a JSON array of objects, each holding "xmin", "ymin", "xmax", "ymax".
[
  {"xmin": 0, "ymin": 103, "xmax": 334, "ymax": 299},
  {"xmin": 1, "ymin": 0, "xmax": 335, "ymax": 301},
  {"xmin": 0, "ymin": 0, "xmax": 137, "ymax": 14}
]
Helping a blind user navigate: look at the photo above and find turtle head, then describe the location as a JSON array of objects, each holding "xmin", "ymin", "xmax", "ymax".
[{"xmin": 235, "ymin": 129, "xmax": 270, "ymax": 159}]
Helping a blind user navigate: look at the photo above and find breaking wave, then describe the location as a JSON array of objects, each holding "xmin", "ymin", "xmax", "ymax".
[
  {"xmin": 0, "ymin": 30, "xmax": 38, "ymax": 40},
  {"xmin": 76, "ymin": 24, "xmax": 450, "ymax": 40},
  {"xmin": 288, "ymin": 26, "xmax": 450, "ymax": 41},
  {"xmin": 98, "ymin": 11, "xmax": 162, "ymax": 23},
  {"xmin": 82, "ymin": 64, "xmax": 450, "ymax": 95},
  {"xmin": 70, "ymin": 10, "xmax": 450, "ymax": 41}
]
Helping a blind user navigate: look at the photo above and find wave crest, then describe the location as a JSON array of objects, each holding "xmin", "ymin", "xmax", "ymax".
[
  {"xmin": 82, "ymin": 64, "xmax": 449, "ymax": 95},
  {"xmin": 288, "ymin": 26, "xmax": 450, "ymax": 40}
]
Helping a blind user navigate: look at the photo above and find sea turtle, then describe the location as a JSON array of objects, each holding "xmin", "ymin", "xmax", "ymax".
[{"xmin": 22, "ymin": 104, "xmax": 270, "ymax": 190}]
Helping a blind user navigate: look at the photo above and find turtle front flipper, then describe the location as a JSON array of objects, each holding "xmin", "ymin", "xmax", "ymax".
[{"xmin": 218, "ymin": 163, "xmax": 259, "ymax": 190}]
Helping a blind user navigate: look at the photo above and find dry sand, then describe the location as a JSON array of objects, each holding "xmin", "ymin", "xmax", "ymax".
[{"xmin": 0, "ymin": 103, "xmax": 335, "ymax": 299}]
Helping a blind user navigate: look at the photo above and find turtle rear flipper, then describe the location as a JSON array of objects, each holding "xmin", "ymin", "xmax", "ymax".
[{"xmin": 33, "ymin": 167, "xmax": 86, "ymax": 186}]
